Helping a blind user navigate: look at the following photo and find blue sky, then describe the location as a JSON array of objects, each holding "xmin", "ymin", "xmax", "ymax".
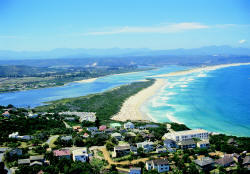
[{"xmin": 0, "ymin": 0, "xmax": 249, "ymax": 51}]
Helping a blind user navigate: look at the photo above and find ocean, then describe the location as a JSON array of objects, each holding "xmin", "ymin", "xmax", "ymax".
[
  {"xmin": 0, "ymin": 64, "xmax": 249, "ymax": 136},
  {"xmin": 141, "ymin": 65, "xmax": 250, "ymax": 137}
]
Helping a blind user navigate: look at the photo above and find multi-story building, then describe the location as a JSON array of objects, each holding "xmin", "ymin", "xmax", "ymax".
[{"xmin": 163, "ymin": 129, "xmax": 209, "ymax": 142}]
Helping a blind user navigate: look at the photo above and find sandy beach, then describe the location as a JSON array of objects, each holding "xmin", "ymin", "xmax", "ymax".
[
  {"xmin": 111, "ymin": 79, "xmax": 166, "ymax": 122},
  {"xmin": 75, "ymin": 78, "xmax": 98, "ymax": 83},
  {"xmin": 150, "ymin": 63, "xmax": 250, "ymax": 78},
  {"xmin": 112, "ymin": 62, "xmax": 250, "ymax": 123}
]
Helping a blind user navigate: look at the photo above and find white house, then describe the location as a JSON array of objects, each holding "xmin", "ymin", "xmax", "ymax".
[
  {"xmin": 124, "ymin": 122, "xmax": 135, "ymax": 129},
  {"xmin": 8, "ymin": 132, "xmax": 33, "ymax": 140},
  {"xmin": 163, "ymin": 129, "xmax": 209, "ymax": 142},
  {"xmin": 136, "ymin": 141, "xmax": 154, "ymax": 152},
  {"xmin": 9, "ymin": 132, "xmax": 19, "ymax": 139},
  {"xmin": 129, "ymin": 167, "xmax": 141, "ymax": 174},
  {"xmin": 146, "ymin": 158, "xmax": 169, "ymax": 173},
  {"xmin": 28, "ymin": 113, "xmax": 38, "ymax": 118},
  {"xmin": 72, "ymin": 148, "xmax": 88, "ymax": 162}
]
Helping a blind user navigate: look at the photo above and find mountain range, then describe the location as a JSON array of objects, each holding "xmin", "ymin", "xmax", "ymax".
[{"xmin": 1, "ymin": 45, "xmax": 250, "ymax": 60}]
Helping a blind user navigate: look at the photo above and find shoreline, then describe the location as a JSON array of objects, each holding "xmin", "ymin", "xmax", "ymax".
[
  {"xmin": 112, "ymin": 62, "xmax": 250, "ymax": 124},
  {"xmin": 111, "ymin": 79, "xmax": 166, "ymax": 122},
  {"xmin": 74, "ymin": 77, "xmax": 98, "ymax": 83},
  {"xmin": 150, "ymin": 62, "xmax": 250, "ymax": 78}
]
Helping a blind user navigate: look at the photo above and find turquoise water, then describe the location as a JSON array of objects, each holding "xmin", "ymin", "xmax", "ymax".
[
  {"xmin": 0, "ymin": 66, "xmax": 186, "ymax": 107},
  {"xmin": 0, "ymin": 65, "xmax": 249, "ymax": 136},
  {"xmin": 142, "ymin": 65, "xmax": 250, "ymax": 137}
]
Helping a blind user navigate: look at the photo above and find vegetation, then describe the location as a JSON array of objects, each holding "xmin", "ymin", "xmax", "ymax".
[
  {"xmin": 0, "ymin": 65, "xmax": 150, "ymax": 93},
  {"xmin": 36, "ymin": 79, "xmax": 155, "ymax": 123}
]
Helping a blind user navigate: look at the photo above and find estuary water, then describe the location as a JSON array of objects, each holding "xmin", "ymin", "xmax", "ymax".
[{"xmin": 0, "ymin": 65, "xmax": 250, "ymax": 136}]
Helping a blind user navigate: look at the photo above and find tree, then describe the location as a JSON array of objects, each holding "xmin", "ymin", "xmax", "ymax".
[
  {"xmin": 0, "ymin": 162, "xmax": 8, "ymax": 174},
  {"xmin": 106, "ymin": 141, "xmax": 114, "ymax": 151}
]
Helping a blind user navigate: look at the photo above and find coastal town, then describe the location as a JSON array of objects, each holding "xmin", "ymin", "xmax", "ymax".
[{"xmin": 0, "ymin": 105, "xmax": 249, "ymax": 174}]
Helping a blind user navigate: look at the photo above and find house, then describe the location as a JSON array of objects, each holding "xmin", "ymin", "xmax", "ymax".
[
  {"xmin": 197, "ymin": 139, "xmax": 210, "ymax": 148},
  {"xmin": 125, "ymin": 132, "xmax": 136, "ymax": 138},
  {"xmin": 136, "ymin": 141, "xmax": 154, "ymax": 152},
  {"xmin": 129, "ymin": 167, "xmax": 141, "ymax": 174},
  {"xmin": 8, "ymin": 132, "xmax": 33, "ymax": 140},
  {"xmin": 28, "ymin": 113, "xmax": 38, "ymax": 118},
  {"xmin": 99, "ymin": 125, "xmax": 107, "ymax": 131},
  {"xmin": 2, "ymin": 111, "xmax": 10, "ymax": 117},
  {"xmin": 18, "ymin": 159, "xmax": 30, "ymax": 165},
  {"xmin": 177, "ymin": 139, "xmax": 196, "ymax": 149},
  {"xmin": 216, "ymin": 155, "xmax": 235, "ymax": 167},
  {"xmin": 111, "ymin": 132, "xmax": 122, "ymax": 141},
  {"xmin": 9, "ymin": 148, "xmax": 22, "ymax": 156},
  {"xmin": 105, "ymin": 128, "xmax": 115, "ymax": 134},
  {"xmin": 242, "ymin": 156, "xmax": 250, "ymax": 170},
  {"xmin": 130, "ymin": 146, "xmax": 137, "ymax": 155},
  {"xmin": 61, "ymin": 135, "xmax": 72, "ymax": 141},
  {"xmin": 87, "ymin": 127, "xmax": 98, "ymax": 132},
  {"xmin": 141, "ymin": 133, "xmax": 155, "ymax": 141},
  {"xmin": 194, "ymin": 157, "xmax": 214, "ymax": 172},
  {"xmin": 53, "ymin": 149, "xmax": 71, "ymax": 159},
  {"xmin": 113, "ymin": 145, "xmax": 131, "ymax": 158},
  {"xmin": 110, "ymin": 123, "xmax": 122, "ymax": 128},
  {"xmin": 124, "ymin": 122, "xmax": 135, "ymax": 129},
  {"xmin": 9, "ymin": 132, "xmax": 19, "ymax": 139},
  {"xmin": 146, "ymin": 158, "xmax": 170, "ymax": 173},
  {"xmin": 163, "ymin": 129, "xmax": 209, "ymax": 142},
  {"xmin": 82, "ymin": 133, "xmax": 89, "ymax": 138},
  {"xmin": 156, "ymin": 147, "xmax": 167, "ymax": 153},
  {"xmin": 30, "ymin": 161, "xmax": 43, "ymax": 166},
  {"xmin": 163, "ymin": 139, "xmax": 177, "ymax": 148},
  {"xmin": 30, "ymin": 155, "xmax": 45, "ymax": 163},
  {"xmin": 72, "ymin": 148, "xmax": 88, "ymax": 162},
  {"xmin": 64, "ymin": 117, "xmax": 75, "ymax": 121},
  {"xmin": 73, "ymin": 126, "xmax": 81, "ymax": 131}
]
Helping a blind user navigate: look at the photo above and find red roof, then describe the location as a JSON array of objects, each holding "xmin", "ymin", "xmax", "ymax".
[
  {"xmin": 53, "ymin": 149, "xmax": 70, "ymax": 156},
  {"xmin": 99, "ymin": 125, "xmax": 107, "ymax": 131}
]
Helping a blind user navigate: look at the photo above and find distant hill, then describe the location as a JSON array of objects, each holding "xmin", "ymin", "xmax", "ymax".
[{"xmin": 1, "ymin": 46, "xmax": 250, "ymax": 60}]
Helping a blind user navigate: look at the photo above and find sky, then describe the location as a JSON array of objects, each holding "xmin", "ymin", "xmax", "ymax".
[{"xmin": 0, "ymin": 0, "xmax": 250, "ymax": 51}]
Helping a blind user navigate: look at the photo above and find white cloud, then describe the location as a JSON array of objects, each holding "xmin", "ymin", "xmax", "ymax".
[
  {"xmin": 83, "ymin": 22, "xmax": 209, "ymax": 35},
  {"xmin": 239, "ymin": 39, "xmax": 246, "ymax": 44}
]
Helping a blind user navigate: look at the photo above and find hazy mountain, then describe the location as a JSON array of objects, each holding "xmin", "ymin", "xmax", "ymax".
[{"xmin": 0, "ymin": 46, "xmax": 250, "ymax": 60}]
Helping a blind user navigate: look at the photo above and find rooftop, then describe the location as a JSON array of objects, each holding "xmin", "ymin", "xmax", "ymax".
[
  {"xmin": 147, "ymin": 158, "xmax": 169, "ymax": 165},
  {"xmin": 53, "ymin": 149, "xmax": 71, "ymax": 156},
  {"xmin": 72, "ymin": 148, "xmax": 88, "ymax": 156},
  {"xmin": 216, "ymin": 156, "xmax": 234, "ymax": 166},
  {"xmin": 114, "ymin": 145, "xmax": 130, "ymax": 151},
  {"xmin": 194, "ymin": 157, "xmax": 214, "ymax": 167},
  {"xmin": 172, "ymin": 129, "xmax": 208, "ymax": 136}
]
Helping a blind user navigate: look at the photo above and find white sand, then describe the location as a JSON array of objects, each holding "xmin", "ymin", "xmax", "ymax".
[
  {"xmin": 151, "ymin": 63, "xmax": 250, "ymax": 78},
  {"xmin": 112, "ymin": 62, "xmax": 250, "ymax": 123},
  {"xmin": 75, "ymin": 78, "xmax": 98, "ymax": 83},
  {"xmin": 111, "ymin": 79, "xmax": 166, "ymax": 122}
]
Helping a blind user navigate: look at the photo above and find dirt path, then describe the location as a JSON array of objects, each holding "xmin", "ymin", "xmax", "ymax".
[{"xmin": 100, "ymin": 146, "xmax": 151, "ymax": 167}]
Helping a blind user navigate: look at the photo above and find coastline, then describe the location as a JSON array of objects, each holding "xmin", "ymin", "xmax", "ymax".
[
  {"xmin": 113, "ymin": 62, "xmax": 250, "ymax": 124},
  {"xmin": 74, "ymin": 77, "xmax": 98, "ymax": 83},
  {"xmin": 150, "ymin": 62, "xmax": 250, "ymax": 78},
  {"xmin": 111, "ymin": 78, "xmax": 165, "ymax": 122}
]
